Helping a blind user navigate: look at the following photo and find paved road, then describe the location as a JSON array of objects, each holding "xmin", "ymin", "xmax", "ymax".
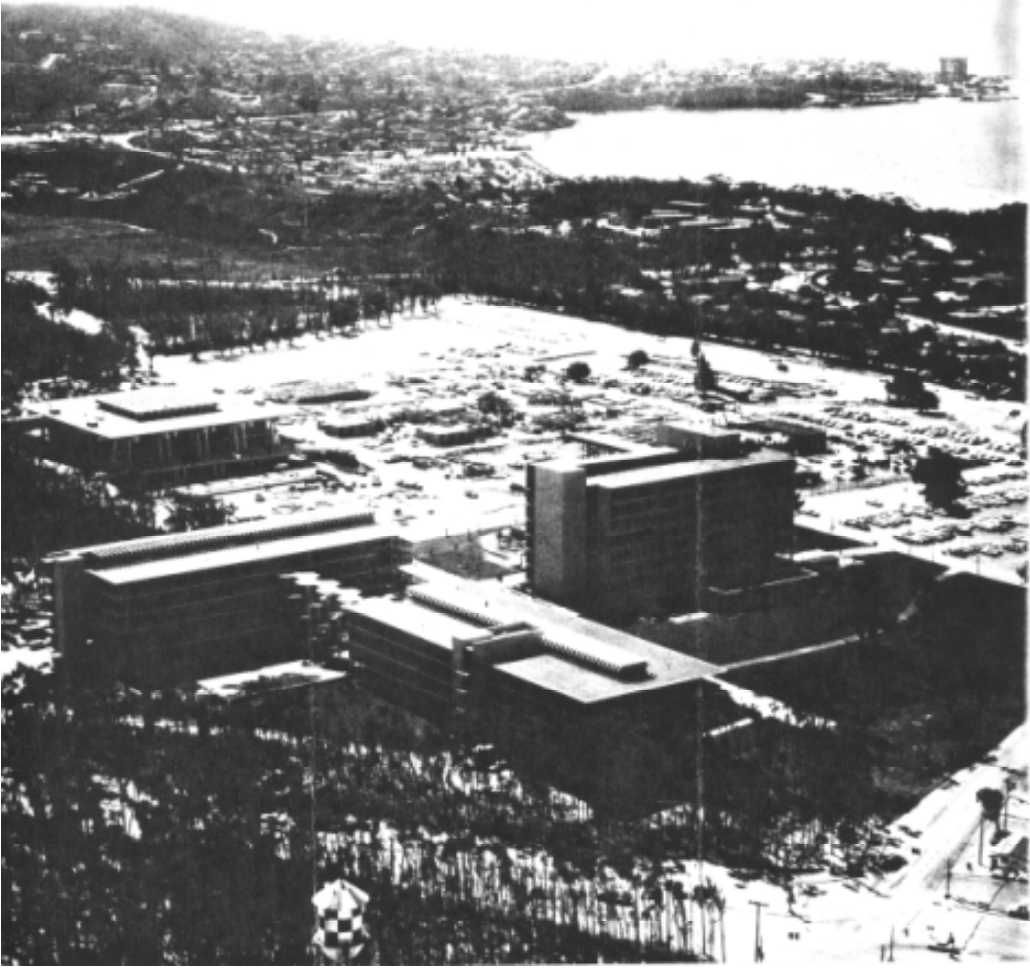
[{"xmin": 747, "ymin": 724, "xmax": 1029, "ymax": 964}]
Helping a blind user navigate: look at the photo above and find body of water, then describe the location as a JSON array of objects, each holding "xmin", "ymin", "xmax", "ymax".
[{"xmin": 526, "ymin": 98, "xmax": 1024, "ymax": 211}]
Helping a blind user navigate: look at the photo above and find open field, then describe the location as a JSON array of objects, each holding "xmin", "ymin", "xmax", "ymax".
[{"xmin": 147, "ymin": 298, "xmax": 1026, "ymax": 586}]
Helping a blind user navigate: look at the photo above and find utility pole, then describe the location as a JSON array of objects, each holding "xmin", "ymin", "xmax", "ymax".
[
  {"xmin": 945, "ymin": 857, "xmax": 952, "ymax": 899},
  {"xmin": 749, "ymin": 900, "xmax": 767, "ymax": 962},
  {"xmin": 696, "ymin": 679, "xmax": 705, "ymax": 887}
]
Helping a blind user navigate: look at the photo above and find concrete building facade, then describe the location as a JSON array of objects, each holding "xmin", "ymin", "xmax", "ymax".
[
  {"xmin": 344, "ymin": 569, "xmax": 716, "ymax": 730},
  {"xmin": 656, "ymin": 421, "xmax": 743, "ymax": 460},
  {"xmin": 46, "ymin": 509, "xmax": 410, "ymax": 687},
  {"xmin": 527, "ymin": 449, "xmax": 796, "ymax": 617},
  {"xmin": 939, "ymin": 57, "xmax": 969, "ymax": 84},
  {"xmin": 27, "ymin": 389, "xmax": 296, "ymax": 487}
]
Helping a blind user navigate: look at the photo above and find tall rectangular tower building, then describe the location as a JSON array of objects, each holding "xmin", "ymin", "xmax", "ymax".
[{"xmin": 527, "ymin": 450, "xmax": 795, "ymax": 617}]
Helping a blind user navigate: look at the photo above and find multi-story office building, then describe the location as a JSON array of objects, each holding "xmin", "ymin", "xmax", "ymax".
[
  {"xmin": 527, "ymin": 448, "xmax": 796, "ymax": 617},
  {"xmin": 27, "ymin": 388, "xmax": 296, "ymax": 487},
  {"xmin": 342, "ymin": 569, "xmax": 724, "ymax": 812},
  {"xmin": 655, "ymin": 421, "xmax": 743, "ymax": 460},
  {"xmin": 46, "ymin": 509, "xmax": 410, "ymax": 686},
  {"xmin": 345, "ymin": 570, "xmax": 718, "ymax": 728},
  {"xmin": 939, "ymin": 57, "xmax": 969, "ymax": 84}
]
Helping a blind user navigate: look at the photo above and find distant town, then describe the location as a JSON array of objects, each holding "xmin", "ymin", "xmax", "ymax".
[
  {"xmin": 2, "ymin": 4, "xmax": 1026, "ymax": 966},
  {"xmin": 2, "ymin": 6, "xmax": 1018, "ymax": 194}
]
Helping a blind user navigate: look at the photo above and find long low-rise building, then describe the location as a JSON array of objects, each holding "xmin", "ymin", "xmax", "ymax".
[
  {"xmin": 343, "ymin": 566, "xmax": 729, "ymax": 812},
  {"xmin": 345, "ymin": 562, "xmax": 719, "ymax": 720},
  {"xmin": 26, "ymin": 388, "xmax": 297, "ymax": 487},
  {"xmin": 46, "ymin": 509, "xmax": 410, "ymax": 686}
]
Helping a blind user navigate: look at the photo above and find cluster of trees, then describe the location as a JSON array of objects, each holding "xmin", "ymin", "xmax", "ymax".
[
  {"xmin": 885, "ymin": 371, "xmax": 939, "ymax": 411},
  {"xmin": 0, "ymin": 647, "xmax": 917, "ymax": 964},
  {"xmin": 3, "ymin": 669, "xmax": 733, "ymax": 964},
  {"xmin": 2, "ymin": 275, "xmax": 134, "ymax": 407},
  {"xmin": 911, "ymin": 447, "xmax": 967, "ymax": 511},
  {"xmin": 2, "ymin": 439, "xmax": 232, "ymax": 576},
  {"xmin": 1, "ymin": 448, "xmax": 156, "ymax": 575},
  {"xmin": 2, "ymin": 671, "xmax": 315, "ymax": 965},
  {"xmin": 675, "ymin": 84, "xmax": 808, "ymax": 110},
  {"xmin": 541, "ymin": 71, "xmax": 931, "ymax": 117},
  {"xmin": 6, "ymin": 149, "xmax": 1025, "ymax": 406},
  {"xmin": 730, "ymin": 574, "xmax": 1026, "ymax": 805},
  {"xmin": 40, "ymin": 257, "xmax": 444, "ymax": 362},
  {"xmin": 6, "ymin": 559, "xmax": 1020, "ymax": 964}
]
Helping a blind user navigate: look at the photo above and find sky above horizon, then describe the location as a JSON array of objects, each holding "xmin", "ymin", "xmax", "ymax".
[{"xmin": 8, "ymin": 0, "xmax": 1023, "ymax": 75}]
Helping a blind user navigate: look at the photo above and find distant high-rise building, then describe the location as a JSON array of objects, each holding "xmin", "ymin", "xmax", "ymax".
[{"xmin": 939, "ymin": 58, "xmax": 969, "ymax": 84}]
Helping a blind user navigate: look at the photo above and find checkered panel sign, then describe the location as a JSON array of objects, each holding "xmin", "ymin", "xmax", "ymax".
[{"xmin": 312, "ymin": 880, "xmax": 369, "ymax": 964}]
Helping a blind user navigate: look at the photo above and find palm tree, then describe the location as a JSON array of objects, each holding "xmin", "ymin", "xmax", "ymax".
[{"xmin": 709, "ymin": 882, "xmax": 727, "ymax": 962}]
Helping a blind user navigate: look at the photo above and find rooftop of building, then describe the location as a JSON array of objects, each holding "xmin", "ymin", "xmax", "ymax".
[
  {"xmin": 49, "ymin": 506, "xmax": 380, "ymax": 565},
  {"xmin": 348, "ymin": 594, "xmax": 482, "ymax": 650},
  {"xmin": 533, "ymin": 446, "xmax": 684, "ymax": 481},
  {"xmin": 734, "ymin": 418, "xmax": 828, "ymax": 437},
  {"xmin": 661, "ymin": 420, "xmax": 742, "ymax": 439},
  {"xmin": 88, "ymin": 522, "xmax": 403, "ymax": 587},
  {"xmin": 28, "ymin": 388, "xmax": 296, "ymax": 439},
  {"xmin": 565, "ymin": 430, "xmax": 654, "ymax": 454},
  {"xmin": 591, "ymin": 450, "xmax": 794, "ymax": 491},
  {"xmin": 404, "ymin": 564, "xmax": 720, "ymax": 704}
]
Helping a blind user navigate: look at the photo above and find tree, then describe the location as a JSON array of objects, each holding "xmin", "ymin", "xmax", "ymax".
[
  {"xmin": 478, "ymin": 391, "xmax": 515, "ymax": 426},
  {"xmin": 910, "ymin": 448, "xmax": 966, "ymax": 511},
  {"xmin": 626, "ymin": 349, "xmax": 650, "ymax": 370},
  {"xmin": 50, "ymin": 257, "xmax": 80, "ymax": 315},
  {"xmin": 328, "ymin": 296, "xmax": 361, "ymax": 333},
  {"xmin": 977, "ymin": 787, "xmax": 1004, "ymax": 824},
  {"xmin": 695, "ymin": 354, "xmax": 718, "ymax": 393},
  {"xmin": 565, "ymin": 361, "xmax": 591, "ymax": 383},
  {"xmin": 885, "ymin": 370, "xmax": 932, "ymax": 408}
]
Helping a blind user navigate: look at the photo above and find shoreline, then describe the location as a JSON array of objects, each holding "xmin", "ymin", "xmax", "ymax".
[{"xmin": 525, "ymin": 101, "xmax": 1025, "ymax": 214}]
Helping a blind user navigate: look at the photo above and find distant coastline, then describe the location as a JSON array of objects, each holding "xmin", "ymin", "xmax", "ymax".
[{"xmin": 526, "ymin": 100, "xmax": 1025, "ymax": 213}]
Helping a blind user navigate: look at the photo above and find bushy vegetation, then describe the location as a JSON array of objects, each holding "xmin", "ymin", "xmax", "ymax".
[
  {"xmin": 2, "ymin": 659, "xmax": 900, "ymax": 964},
  {"xmin": 9, "ymin": 144, "xmax": 1021, "ymax": 395},
  {"xmin": 1, "ymin": 274, "xmax": 134, "ymax": 407}
]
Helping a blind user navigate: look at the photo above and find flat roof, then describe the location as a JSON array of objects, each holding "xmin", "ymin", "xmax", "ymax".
[
  {"xmin": 662, "ymin": 420, "xmax": 741, "ymax": 439},
  {"xmin": 566, "ymin": 431, "xmax": 647, "ymax": 454},
  {"xmin": 348, "ymin": 595, "xmax": 480, "ymax": 650},
  {"xmin": 58, "ymin": 506, "xmax": 377, "ymax": 562},
  {"xmin": 28, "ymin": 392, "xmax": 296, "ymax": 439},
  {"xmin": 97, "ymin": 389, "xmax": 219, "ymax": 420},
  {"xmin": 409, "ymin": 582, "xmax": 646, "ymax": 677},
  {"xmin": 89, "ymin": 523, "xmax": 400, "ymax": 586},
  {"xmin": 579, "ymin": 447, "xmax": 681, "ymax": 474},
  {"xmin": 736, "ymin": 419, "xmax": 827, "ymax": 437},
  {"xmin": 593, "ymin": 451, "xmax": 793, "ymax": 491},
  {"xmin": 408, "ymin": 568, "xmax": 720, "ymax": 702}
]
